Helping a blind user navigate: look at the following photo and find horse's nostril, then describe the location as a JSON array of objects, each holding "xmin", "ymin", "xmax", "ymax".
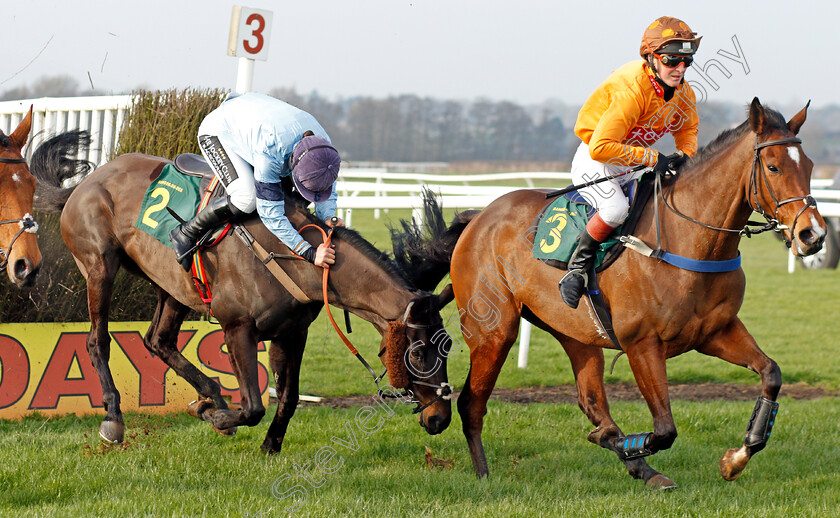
[
  {"xmin": 13, "ymin": 259, "xmax": 32, "ymax": 281},
  {"xmin": 797, "ymin": 228, "xmax": 821, "ymax": 246}
]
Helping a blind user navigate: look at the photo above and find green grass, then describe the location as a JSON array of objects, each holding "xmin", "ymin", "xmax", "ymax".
[
  {"xmin": 1, "ymin": 398, "xmax": 838, "ymax": 517},
  {"xmin": 3, "ymin": 207, "xmax": 840, "ymax": 516}
]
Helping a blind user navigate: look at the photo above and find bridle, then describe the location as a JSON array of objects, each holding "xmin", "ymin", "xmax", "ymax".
[
  {"xmin": 300, "ymin": 222, "xmax": 452, "ymax": 414},
  {"xmin": 0, "ymin": 156, "xmax": 38, "ymax": 270},
  {"xmin": 656, "ymin": 136, "xmax": 815, "ymax": 245},
  {"xmin": 395, "ymin": 300, "xmax": 453, "ymax": 414}
]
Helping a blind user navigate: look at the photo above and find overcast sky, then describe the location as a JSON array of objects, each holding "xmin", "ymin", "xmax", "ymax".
[{"xmin": 3, "ymin": 0, "xmax": 835, "ymax": 111}]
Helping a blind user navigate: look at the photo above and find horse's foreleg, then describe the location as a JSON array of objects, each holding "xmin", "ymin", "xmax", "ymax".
[
  {"xmin": 697, "ymin": 318, "xmax": 781, "ymax": 481},
  {"xmin": 458, "ymin": 323, "xmax": 519, "ymax": 478},
  {"xmin": 85, "ymin": 254, "xmax": 124, "ymax": 443},
  {"xmin": 558, "ymin": 337, "xmax": 674, "ymax": 488},
  {"xmin": 619, "ymin": 337, "xmax": 681, "ymax": 489},
  {"xmin": 261, "ymin": 329, "xmax": 307, "ymax": 454},
  {"xmin": 206, "ymin": 319, "xmax": 266, "ymax": 431}
]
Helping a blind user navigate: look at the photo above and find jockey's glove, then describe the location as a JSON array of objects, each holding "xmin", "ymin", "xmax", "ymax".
[
  {"xmin": 668, "ymin": 150, "xmax": 689, "ymax": 172},
  {"xmin": 652, "ymin": 152, "xmax": 673, "ymax": 175}
]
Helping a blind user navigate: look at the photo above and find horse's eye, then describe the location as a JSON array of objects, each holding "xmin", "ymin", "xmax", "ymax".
[
  {"xmin": 410, "ymin": 348, "xmax": 422, "ymax": 361},
  {"xmin": 767, "ymin": 164, "xmax": 780, "ymax": 174}
]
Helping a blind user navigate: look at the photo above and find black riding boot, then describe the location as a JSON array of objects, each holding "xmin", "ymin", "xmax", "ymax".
[
  {"xmin": 169, "ymin": 196, "xmax": 241, "ymax": 271},
  {"xmin": 559, "ymin": 230, "xmax": 602, "ymax": 309}
]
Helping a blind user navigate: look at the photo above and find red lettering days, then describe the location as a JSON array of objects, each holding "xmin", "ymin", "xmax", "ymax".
[
  {"xmin": 0, "ymin": 335, "xmax": 29, "ymax": 409},
  {"xmin": 196, "ymin": 330, "xmax": 268, "ymax": 403},
  {"xmin": 29, "ymin": 333, "xmax": 103, "ymax": 410},
  {"xmin": 111, "ymin": 331, "xmax": 194, "ymax": 406}
]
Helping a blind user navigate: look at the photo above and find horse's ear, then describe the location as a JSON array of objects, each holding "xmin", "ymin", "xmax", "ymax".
[
  {"xmin": 9, "ymin": 105, "xmax": 33, "ymax": 149},
  {"xmin": 436, "ymin": 284, "xmax": 455, "ymax": 310},
  {"xmin": 749, "ymin": 97, "xmax": 765, "ymax": 135},
  {"xmin": 787, "ymin": 100, "xmax": 810, "ymax": 136}
]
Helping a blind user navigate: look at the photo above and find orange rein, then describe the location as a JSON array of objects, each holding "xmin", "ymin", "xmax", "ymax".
[{"xmin": 299, "ymin": 223, "xmax": 381, "ymax": 380}]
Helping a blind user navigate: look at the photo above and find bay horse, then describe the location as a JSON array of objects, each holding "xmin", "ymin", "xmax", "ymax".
[
  {"xmin": 0, "ymin": 108, "xmax": 42, "ymax": 287},
  {"xmin": 32, "ymin": 138, "xmax": 453, "ymax": 452},
  {"xmin": 391, "ymin": 99, "xmax": 825, "ymax": 487}
]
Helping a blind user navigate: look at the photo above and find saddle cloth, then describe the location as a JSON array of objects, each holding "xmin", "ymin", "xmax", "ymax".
[
  {"xmin": 134, "ymin": 163, "xmax": 204, "ymax": 247},
  {"xmin": 531, "ymin": 179, "xmax": 652, "ymax": 270}
]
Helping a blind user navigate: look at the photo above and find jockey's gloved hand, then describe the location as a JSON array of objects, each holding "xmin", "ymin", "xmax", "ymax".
[
  {"xmin": 652, "ymin": 152, "xmax": 673, "ymax": 175},
  {"xmin": 668, "ymin": 150, "xmax": 689, "ymax": 172}
]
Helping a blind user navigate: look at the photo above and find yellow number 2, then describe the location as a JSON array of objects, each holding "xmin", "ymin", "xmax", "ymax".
[{"xmin": 141, "ymin": 187, "xmax": 171, "ymax": 229}]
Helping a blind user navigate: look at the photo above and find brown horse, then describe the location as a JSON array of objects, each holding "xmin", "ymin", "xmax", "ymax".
[
  {"xmin": 33, "ymin": 140, "xmax": 453, "ymax": 451},
  {"xmin": 0, "ymin": 108, "xmax": 42, "ymax": 287},
  {"xmin": 391, "ymin": 99, "xmax": 825, "ymax": 487}
]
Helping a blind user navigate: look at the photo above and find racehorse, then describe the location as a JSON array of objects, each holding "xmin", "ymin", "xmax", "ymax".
[
  {"xmin": 32, "ymin": 136, "xmax": 453, "ymax": 452},
  {"xmin": 0, "ymin": 108, "xmax": 42, "ymax": 287},
  {"xmin": 390, "ymin": 99, "xmax": 825, "ymax": 487}
]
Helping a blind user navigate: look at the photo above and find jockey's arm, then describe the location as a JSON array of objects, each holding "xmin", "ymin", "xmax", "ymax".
[
  {"xmin": 255, "ymin": 193, "xmax": 335, "ymax": 267},
  {"xmin": 588, "ymin": 94, "xmax": 657, "ymax": 168}
]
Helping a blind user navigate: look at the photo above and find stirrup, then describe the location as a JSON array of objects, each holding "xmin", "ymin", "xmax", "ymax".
[{"xmin": 559, "ymin": 268, "xmax": 588, "ymax": 287}]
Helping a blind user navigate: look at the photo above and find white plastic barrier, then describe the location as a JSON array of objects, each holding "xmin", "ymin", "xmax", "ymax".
[{"xmin": 0, "ymin": 95, "xmax": 132, "ymax": 167}]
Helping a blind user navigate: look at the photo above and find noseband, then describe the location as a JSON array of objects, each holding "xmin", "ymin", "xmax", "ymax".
[
  {"xmin": 0, "ymin": 156, "xmax": 38, "ymax": 270},
  {"xmin": 380, "ymin": 300, "xmax": 454, "ymax": 414}
]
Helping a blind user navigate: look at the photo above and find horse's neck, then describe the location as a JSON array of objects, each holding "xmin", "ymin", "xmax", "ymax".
[
  {"xmin": 286, "ymin": 208, "xmax": 415, "ymax": 331},
  {"xmin": 657, "ymin": 136, "xmax": 754, "ymax": 259},
  {"xmin": 332, "ymin": 248, "xmax": 416, "ymax": 332}
]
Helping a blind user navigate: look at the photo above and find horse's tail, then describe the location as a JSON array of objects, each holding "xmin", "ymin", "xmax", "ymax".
[
  {"xmin": 30, "ymin": 130, "xmax": 94, "ymax": 213},
  {"xmin": 390, "ymin": 188, "xmax": 479, "ymax": 291}
]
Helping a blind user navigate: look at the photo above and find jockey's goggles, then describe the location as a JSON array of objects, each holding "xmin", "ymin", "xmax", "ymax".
[{"xmin": 655, "ymin": 53, "xmax": 693, "ymax": 68}]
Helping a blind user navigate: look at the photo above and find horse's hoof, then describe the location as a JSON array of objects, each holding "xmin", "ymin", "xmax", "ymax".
[
  {"xmin": 187, "ymin": 398, "xmax": 214, "ymax": 420},
  {"xmin": 213, "ymin": 425, "xmax": 237, "ymax": 436},
  {"xmin": 99, "ymin": 421, "xmax": 125, "ymax": 444},
  {"xmin": 260, "ymin": 440, "xmax": 282, "ymax": 455},
  {"xmin": 720, "ymin": 446, "xmax": 750, "ymax": 481},
  {"xmin": 645, "ymin": 474, "xmax": 677, "ymax": 490}
]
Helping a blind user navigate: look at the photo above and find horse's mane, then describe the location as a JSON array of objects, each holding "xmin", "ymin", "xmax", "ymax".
[
  {"xmin": 280, "ymin": 177, "xmax": 415, "ymax": 290},
  {"xmin": 681, "ymin": 105, "xmax": 788, "ymax": 172}
]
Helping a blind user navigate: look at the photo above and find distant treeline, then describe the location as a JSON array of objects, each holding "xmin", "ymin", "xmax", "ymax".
[{"xmin": 270, "ymin": 87, "xmax": 575, "ymax": 163}]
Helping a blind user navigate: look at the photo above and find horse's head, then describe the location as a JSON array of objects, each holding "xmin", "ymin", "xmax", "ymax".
[
  {"xmin": 380, "ymin": 289, "xmax": 454, "ymax": 435},
  {"xmin": 0, "ymin": 108, "xmax": 41, "ymax": 287},
  {"xmin": 747, "ymin": 97, "xmax": 826, "ymax": 256}
]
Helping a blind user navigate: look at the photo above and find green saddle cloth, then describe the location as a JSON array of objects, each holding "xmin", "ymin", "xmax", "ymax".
[
  {"xmin": 134, "ymin": 164, "xmax": 203, "ymax": 248},
  {"xmin": 532, "ymin": 196, "xmax": 625, "ymax": 267}
]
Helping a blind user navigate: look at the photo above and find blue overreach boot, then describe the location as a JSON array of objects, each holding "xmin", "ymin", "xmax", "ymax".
[
  {"xmin": 559, "ymin": 229, "xmax": 601, "ymax": 309},
  {"xmin": 169, "ymin": 196, "xmax": 240, "ymax": 271}
]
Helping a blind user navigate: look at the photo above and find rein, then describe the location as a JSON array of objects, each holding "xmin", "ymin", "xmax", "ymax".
[
  {"xmin": 0, "ymin": 156, "xmax": 37, "ymax": 270},
  {"xmin": 651, "ymin": 136, "xmax": 809, "ymax": 252},
  {"xmin": 299, "ymin": 222, "xmax": 452, "ymax": 413}
]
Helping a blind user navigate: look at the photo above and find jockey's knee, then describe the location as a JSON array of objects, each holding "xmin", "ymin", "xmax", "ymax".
[
  {"xmin": 229, "ymin": 190, "xmax": 256, "ymax": 214},
  {"xmin": 597, "ymin": 204, "xmax": 630, "ymax": 227}
]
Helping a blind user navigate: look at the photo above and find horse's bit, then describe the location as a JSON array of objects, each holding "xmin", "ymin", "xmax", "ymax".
[{"xmin": 0, "ymin": 156, "xmax": 38, "ymax": 270}]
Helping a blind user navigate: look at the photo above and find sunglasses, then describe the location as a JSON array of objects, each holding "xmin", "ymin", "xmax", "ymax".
[{"xmin": 655, "ymin": 53, "xmax": 693, "ymax": 68}]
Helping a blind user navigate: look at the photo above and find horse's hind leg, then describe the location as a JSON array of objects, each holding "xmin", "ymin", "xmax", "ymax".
[
  {"xmin": 203, "ymin": 318, "xmax": 266, "ymax": 431},
  {"xmin": 557, "ymin": 335, "xmax": 675, "ymax": 489},
  {"xmin": 83, "ymin": 250, "xmax": 125, "ymax": 443},
  {"xmin": 143, "ymin": 289, "xmax": 233, "ymax": 433},
  {"xmin": 697, "ymin": 318, "xmax": 781, "ymax": 481},
  {"xmin": 261, "ymin": 325, "xmax": 308, "ymax": 454}
]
